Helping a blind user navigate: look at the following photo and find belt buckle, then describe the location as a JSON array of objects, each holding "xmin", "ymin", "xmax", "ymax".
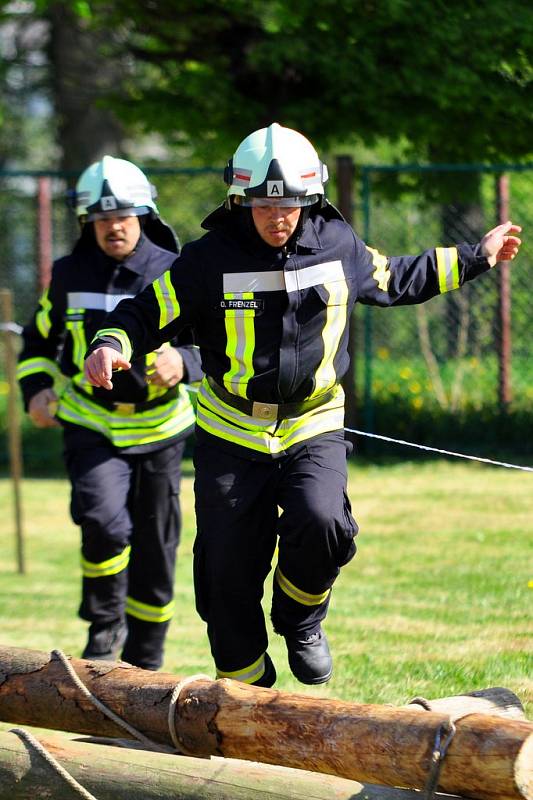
[
  {"xmin": 252, "ymin": 401, "xmax": 278, "ymax": 421},
  {"xmin": 113, "ymin": 402, "xmax": 136, "ymax": 416}
]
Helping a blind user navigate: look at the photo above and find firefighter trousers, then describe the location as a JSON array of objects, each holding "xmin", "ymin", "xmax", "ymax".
[
  {"xmin": 193, "ymin": 431, "xmax": 358, "ymax": 681},
  {"xmin": 64, "ymin": 426, "xmax": 185, "ymax": 670}
]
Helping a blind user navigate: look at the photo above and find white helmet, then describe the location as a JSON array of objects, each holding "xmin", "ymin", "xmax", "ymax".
[
  {"xmin": 224, "ymin": 122, "xmax": 328, "ymax": 207},
  {"xmin": 74, "ymin": 155, "xmax": 159, "ymax": 221}
]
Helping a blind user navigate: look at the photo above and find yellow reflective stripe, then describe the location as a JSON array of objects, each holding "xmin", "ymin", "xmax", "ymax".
[
  {"xmin": 223, "ymin": 292, "xmax": 256, "ymax": 398},
  {"xmin": 16, "ymin": 356, "xmax": 59, "ymax": 382},
  {"xmin": 153, "ymin": 271, "xmax": 180, "ymax": 329},
  {"xmin": 125, "ymin": 596, "xmax": 174, "ymax": 623},
  {"xmin": 216, "ymin": 653, "xmax": 266, "ymax": 683},
  {"xmin": 312, "ymin": 279, "xmax": 349, "ymax": 397},
  {"xmin": 92, "ymin": 328, "xmax": 133, "ymax": 362},
  {"xmin": 196, "ymin": 380, "xmax": 344, "ymax": 456},
  {"xmin": 57, "ymin": 383, "xmax": 195, "ymax": 448},
  {"xmin": 35, "ymin": 288, "xmax": 53, "ymax": 338},
  {"xmin": 366, "ymin": 246, "xmax": 391, "ymax": 292},
  {"xmin": 66, "ymin": 309, "xmax": 87, "ymax": 370},
  {"xmin": 436, "ymin": 247, "xmax": 460, "ymax": 293},
  {"xmin": 275, "ymin": 565, "xmax": 330, "ymax": 606},
  {"xmin": 81, "ymin": 545, "xmax": 131, "ymax": 578}
]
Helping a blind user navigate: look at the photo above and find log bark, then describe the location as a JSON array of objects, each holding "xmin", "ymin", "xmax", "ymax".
[
  {"xmin": 0, "ymin": 645, "xmax": 531, "ymax": 800},
  {"xmin": 0, "ymin": 729, "xmax": 395, "ymax": 800}
]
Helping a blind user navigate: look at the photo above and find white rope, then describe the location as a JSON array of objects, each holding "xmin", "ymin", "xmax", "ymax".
[
  {"xmin": 345, "ymin": 427, "xmax": 533, "ymax": 472},
  {"xmin": 9, "ymin": 727, "xmax": 99, "ymax": 800},
  {"xmin": 0, "ymin": 321, "xmax": 23, "ymax": 334},
  {"xmin": 51, "ymin": 649, "xmax": 174, "ymax": 753},
  {"xmin": 167, "ymin": 673, "xmax": 212, "ymax": 754}
]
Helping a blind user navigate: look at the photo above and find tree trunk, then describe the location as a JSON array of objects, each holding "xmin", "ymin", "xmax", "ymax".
[
  {"xmin": 46, "ymin": 1, "xmax": 127, "ymax": 181},
  {"xmin": 0, "ymin": 646, "xmax": 531, "ymax": 800}
]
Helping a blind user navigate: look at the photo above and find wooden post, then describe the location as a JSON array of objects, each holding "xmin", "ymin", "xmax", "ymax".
[
  {"xmin": 0, "ymin": 289, "xmax": 25, "ymax": 574},
  {"xmin": 37, "ymin": 176, "xmax": 53, "ymax": 291},
  {"xmin": 496, "ymin": 174, "xmax": 512, "ymax": 409},
  {"xmin": 0, "ymin": 729, "xmax": 381, "ymax": 800},
  {"xmin": 0, "ymin": 646, "xmax": 531, "ymax": 800}
]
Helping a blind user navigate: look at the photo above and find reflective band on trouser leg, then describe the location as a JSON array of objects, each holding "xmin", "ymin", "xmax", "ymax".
[
  {"xmin": 216, "ymin": 653, "xmax": 268, "ymax": 684},
  {"xmin": 223, "ymin": 292, "xmax": 256, "ymax": 399},
  {"xmin": 81, "ymin": 545, "xmax": 131, "ymax": 578},
  {"xmin": 275, "ymin": 565, "xmax": 330, "ymax": 606},
  {"xmin": 436, "ymin": 247, "xmax": 460, "ymax": 293},
  {"xmin": 125, "ymin": 596, "xmax": 175, "ymax": 623}
]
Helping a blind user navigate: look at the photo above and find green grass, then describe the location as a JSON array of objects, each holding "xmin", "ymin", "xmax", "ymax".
[{"xmin": 0, "ymin": 458, "xmax": 531, "ymax": 732}]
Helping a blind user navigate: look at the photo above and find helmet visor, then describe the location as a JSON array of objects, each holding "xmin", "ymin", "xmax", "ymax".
[
  {"xmin": 237, "ymin": 194, "xmax": 320, "ymax": 208},
  {"xmin": 85, "ymin": 206, "xmax": 150, "ymax": 222}
]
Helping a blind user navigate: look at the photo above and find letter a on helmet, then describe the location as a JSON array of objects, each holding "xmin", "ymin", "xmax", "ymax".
[
  {"xmin": 74, "ymin": 155, "xmax": 159, "ymax": 221},
  {"xmin": 224, "ymin": 122, "xmax": 328, "ymax": 207}
]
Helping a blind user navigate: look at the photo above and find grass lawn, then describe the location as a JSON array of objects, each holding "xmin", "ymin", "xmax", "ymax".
[{"xmin": 0, "ymin": 457, "xmax": 531, "ymax": 733}]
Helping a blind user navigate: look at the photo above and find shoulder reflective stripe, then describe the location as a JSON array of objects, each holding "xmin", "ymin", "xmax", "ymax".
[
  {"xmin": 92, "ymin": 328, "xmax": 133, "ymax": 362},
  {"xmin": 275, "ymin": 565, "xmax": 330, "ymax": 606},
  {"xmin": 67, "ymin": 292, "xmax": 135, "ymax": 311},
  {"xmin": 366, "ymin": 246, "xmax": 391, "ymax": 292},
  {"xmin": 223, "ymin": 292, "xmax": 256, "ymax": 398},
  {"xmin": 153, "ymin": 271, "xmax": 180, "ymax": 329},
  {"xmin": 36, "ymin": 288, "xmax": 53, "ymax": 339},
  {"xmin": 284, "ymin": 260, "xmax": 344, "ymax": 292},
  {"xmin": 125, "ymin": 596, "xmax": 175, "ymax": 623},
  {"xmin": 436, "ymin": 247, "xmax": 460, "ymax": 293},
  {"xmin": 311, "ymin": 277, "xmax": 349, "ymax": 397},
  {"xmin": 223, "ymin": 271, "xmax": 285, "ymax": 293},
  {"xmin": 81, "ymin": 545, "xmax": 131, "ymax": 578},
  {"xmin": 16, "ymin": 357, "xmax": 60, "ymax": 381},
  {"xmin": 65, "ymin": 308, "xmax": 87, "ymax": 370},
  {"xmin": 216, "ymin": 653, "xmax": 266, "ymax": 683}
]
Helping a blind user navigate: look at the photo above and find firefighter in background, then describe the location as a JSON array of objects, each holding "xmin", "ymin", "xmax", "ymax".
[
  {"xmin": 83, "ymin": 124, "xmax": 522, "ymax": 687},
  {"xmin": 17, "ymin": 156, "xmax": 202, "ymax": 670}
]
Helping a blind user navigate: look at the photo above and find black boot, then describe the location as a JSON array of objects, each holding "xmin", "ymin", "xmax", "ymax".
[
  {"xmin": 251, "ymin": 652, "xmax": 277, "ymax": 688},
  {"xmin": 82, "ymin": 619, "xmax": 127, "ymax": 661},
  {"xmin": 285, "ymin": 628, "xmax": 332, "ymax": 685}
]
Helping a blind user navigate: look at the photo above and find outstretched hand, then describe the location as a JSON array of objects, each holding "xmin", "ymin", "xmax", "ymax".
[
  {"xmin": 84, "ymin": 347, "xmax": 132, "ymax": 389},
  {"xmin": 480, "ymin": 221, "xmax": 522, "ymax": 267}
]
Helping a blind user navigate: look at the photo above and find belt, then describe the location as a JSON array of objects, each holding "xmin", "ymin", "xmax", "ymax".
[
  {"xmin": 72, "ymin": 385, "xmax": 179, "ymax": 416},
  {"xmin": 206, "ymin": 376, "xmax": 337, "ymax": 421}
]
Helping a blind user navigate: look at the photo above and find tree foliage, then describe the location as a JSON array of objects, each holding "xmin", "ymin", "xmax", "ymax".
[{"xmin": 75, "ymin": 0, "xmax": 533, "ymax": 163}]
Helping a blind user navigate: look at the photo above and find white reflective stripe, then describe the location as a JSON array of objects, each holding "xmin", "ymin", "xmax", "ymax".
[
  {"xmin": 222, "ymin": 260, "xmax": 345, "ymax": 294},
  {"xmin": 284, "ymin": 260, "xmax": 344, "ymax": 292},
  {"xmin": 67, "ymin": 292, "xmax": 135, "ymax": 311},
  {"xmin": 223, "ymin": 271, "xmax": 285, "ymax": 293}
]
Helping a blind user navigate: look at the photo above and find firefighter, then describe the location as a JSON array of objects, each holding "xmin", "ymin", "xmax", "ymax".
[
  {"xmin": 83, "ymin": 124, "xmax": 522, "ymax": 687},
  {"xmin": 17, "ymin": 156, "xmax": 202, "ymax": 670}
]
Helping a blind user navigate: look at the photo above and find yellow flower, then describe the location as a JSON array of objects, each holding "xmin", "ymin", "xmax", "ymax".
[
  {"xmin": 376, "ymin": 347, "xmax": 390, "ymax": 360},
  {"xmin": 409, "ymin": 381, "xmax": 422, "ymax": 394},
  {"xmin": 399, "ymin": 367, "xmax": 412, "ymax": 379},
  {"xmin": 0, "ymin": 381, "xmax": 9, "ymax": 395},
  {"xmin": 411, "ymin": 397, "xmax": 424, "ymax": 410}
]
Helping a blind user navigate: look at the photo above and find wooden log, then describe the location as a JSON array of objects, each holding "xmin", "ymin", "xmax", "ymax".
[
  {"xmin": 0, "ymin": 645, "xmax": 531, "ymax": 800},
  {"xmin": 0, "ymin": 729, "xmax": 399, "ymax": 800}
]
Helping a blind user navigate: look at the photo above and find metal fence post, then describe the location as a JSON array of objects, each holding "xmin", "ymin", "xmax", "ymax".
[
  {"xmin": 336, "ymin": 155, "xmax": 358, "ymax": 438},
  {"xmin": 496, "ymin": 174, "xmax": 512, "ymax": 409}
]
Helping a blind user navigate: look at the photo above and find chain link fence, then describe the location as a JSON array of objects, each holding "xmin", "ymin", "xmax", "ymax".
[{"xmin": 1, "ymin": 162, "xmax": 532, "ymax": 467}]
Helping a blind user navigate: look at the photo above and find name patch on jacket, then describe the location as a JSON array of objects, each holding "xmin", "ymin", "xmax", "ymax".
[{"xmin": 219, "ymin": 298, "xmax": 264, "ymax": 311}]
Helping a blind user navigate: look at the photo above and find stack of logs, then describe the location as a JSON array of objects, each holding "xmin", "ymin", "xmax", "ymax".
[{"xmin": 0, "ymin": 645, "xmax": 531, "ymax": 800}]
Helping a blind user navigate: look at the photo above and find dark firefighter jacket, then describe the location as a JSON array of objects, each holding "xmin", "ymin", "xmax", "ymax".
[
  {"xmin": 18, "ymin": 232, "xmax": 202, "ymax": 453},
  {"xmin": 87, "ymin": 204, "xmax": 492, "ymax": 460}
]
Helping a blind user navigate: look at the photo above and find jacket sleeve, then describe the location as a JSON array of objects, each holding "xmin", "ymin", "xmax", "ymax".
[
  {"xmin": 87, "ymin": 244, "xmax": 202, "ymax": 362},
  {"xmin": 177, "ymin": 343, "xmax": 203, "ymax": 384},
  {"xmin": 16, "ymin": 272, "xmax": 65, "ymax": 410},
  {"xmin": 353, "ymin": 232, "xmax": 491, "ymax": 307}
]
